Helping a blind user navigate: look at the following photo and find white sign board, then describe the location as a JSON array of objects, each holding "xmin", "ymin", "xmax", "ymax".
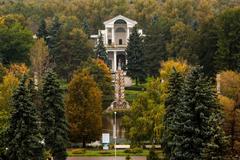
[{"xmin": 102, "ymin": 133, "xmax": 110, "ymax": 144}]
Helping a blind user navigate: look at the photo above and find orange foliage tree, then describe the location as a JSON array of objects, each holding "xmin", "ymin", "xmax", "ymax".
[
  {"xmin": 65, "ymin": 69, "xmax": 102, "ymax": 147},
  {"xmin": 219, "ymin": 71, "xmax": 240, "ymax": 99},
  {"xmin": 218, "ymin": 70, "xmax": 240, "ymax": 155}
]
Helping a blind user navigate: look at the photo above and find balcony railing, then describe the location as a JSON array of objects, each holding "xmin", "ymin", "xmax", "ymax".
[{"xmin": 105, "ymin": 43, "xmax": 127, "ymax": 48}]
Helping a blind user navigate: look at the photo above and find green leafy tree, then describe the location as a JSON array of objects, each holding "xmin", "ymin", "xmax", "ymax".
[
  {"xmin": 0, "ymin": 22, "xmax": 33, "ymax": 65},
  {"xmin": 42, "ymin": 70, "xmax": 68, "ymax": 160},
  {"xmin": 123, "ymin": 78, "xmax": 164, "ymax": 145},
  {"xmin": 214, "ymin": 8, "xmax": 240, "ymax": 72},
  {"xmin": 125, "ymin": 26, "xmax": 145, "ymax": 85},
  {"xmin": 161, "ymin": 69, "xmax": 184, "ymax": 159},
  {"xmin": 36, "ymin": 18, "xmax": 48, "ymax": 40},
  {"xmin": 95, "ymin": 33, "xmax": 109, "ymax": 64},
  {"xmin": 65, "ymin": 69, "xmax": 102, "ymax": 147},
  {"xmin": 172, "ymin": 67, "xmax": 228, "ymax": 159},
  {"xmin": 143, "ymin": 16, "xmax": 171, "ymax": 77},
  {"xmin": 6, "ymin": 76, "xmax": 44, "ymax": 160}
]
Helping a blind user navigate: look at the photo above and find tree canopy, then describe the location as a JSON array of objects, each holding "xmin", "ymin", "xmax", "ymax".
[
  {"xmin": 65, "ymin": 69, "xmax": 102, "ymax": 147},
  {"xmin": 0, "ymin": 22, "xmax": 33, "ymax": 65}
]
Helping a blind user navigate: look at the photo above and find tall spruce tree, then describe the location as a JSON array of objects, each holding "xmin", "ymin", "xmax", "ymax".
[
  {"xmin": 42, "ymin": 70, "xmax": 68, "ymax": 160},
  {"xmin": 201, "ymin": 112, "xmax": 229, "ymax": 159},
  {"xmin": 172, "ymin": 67, "xmax": 228, "ymax": 159},
  {"xmin": 161, "ymin": 68, "xmax": 184, "ymax": 159},
  {"xmin": 53, "ymin": 27, "xmax": 94, "ymax": 80},
  {"xmin": 47, "ymin": 16, "xmax": 61, "ymax": 56},
  {"xmin": 6, "ymin": 76, "xmax": 44, "ymax": 160},
  {"xmin": 125, "ymin": 26, "xmax": 145, "ymax": 85},
  {"xmin": 214, "ymin": 8, "xmax": 240, "ymax": 72},
  {"xmin": 36, "ymin": 18, "xmax": 48, "ymax": 40},
  {"xmin": 82, "ymin": 18, "xmax": 90, "ymax": 37},
  {"xmin": 95, "ymin": 33, "xmax": 109, "ymax": 64},
  {"xmin": 144, "ymin": 16, "xmax": 171, "ymax": 77}
]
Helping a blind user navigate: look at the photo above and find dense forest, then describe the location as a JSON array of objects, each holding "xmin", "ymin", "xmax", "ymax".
[
  {"xmin": 1, "ymin": 0, "xmax": 240, "ymax": 159},
  {"xmin": 1, "ymin": 0, "xmax": 240, "ymax": 79}
]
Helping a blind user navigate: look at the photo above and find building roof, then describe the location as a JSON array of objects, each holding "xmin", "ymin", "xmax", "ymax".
[{"xmin": 104, "ymin": 15, "xmax": 137, "ymax": 26}]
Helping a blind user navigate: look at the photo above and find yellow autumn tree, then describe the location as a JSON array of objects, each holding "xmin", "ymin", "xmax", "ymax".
[
  {"xmin": 0, "ymin": 63, "xmax": 7, "ymax": 83},
  {"xmin": 29, "ymin": 38, "xmax": 49, "ymax": 87},
  {"xmin": 217, "ymin": 71, "xmax": 240, "ymax": 154},
  {"xmin": 219, "ymin": 70, "xmax": 240, "ymax": 99},
  {"xmin": 65, "ymin": 69, "xmax": 102, "ymax": 147},
  {"xmin": 159, "ymin": 59, "xmax": 189, "ymax": 101},
  {"xmin": 218, "ymin": 95, "xmax": 235, "ymax": 136},
  {"xmin": 7, "ymin": 63, "xmax": 29, "ymax": 78},
  {"xmin": 0, "ymin": 64, "xmax": 28, "ymax": 133},
  {"xmin": 0, "ymin": 73, "xmax": 19, "ymax": 133}
]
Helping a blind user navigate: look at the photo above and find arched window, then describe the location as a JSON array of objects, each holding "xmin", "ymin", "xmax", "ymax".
[{"xmin": 114, "ymin": 19, "xmax": 127, "ymax": 24}]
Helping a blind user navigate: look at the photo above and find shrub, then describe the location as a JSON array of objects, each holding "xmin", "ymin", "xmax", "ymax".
[
  {"xmin": 124, "ymin": 148, "xmax": 143, "ymax": 154},
  {"xmin": 71, "ymin": 148, "xmax": 86, "ymax": 154},
  {"xmin": 125, "ymin": 86, "xmax": 145, "ymax": 91},
  {"xmin": 147, "ymin": 149, "xmax": 159, "ymax": 160}
]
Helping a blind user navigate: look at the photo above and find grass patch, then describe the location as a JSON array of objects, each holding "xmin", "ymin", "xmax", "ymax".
[
  {"xmin": 125, "ymin": 89, "xmax": 143, "ymax": 104},
  {"xmin": 67, "ymin": 149, "xmax": 149, "ymax": 157}
]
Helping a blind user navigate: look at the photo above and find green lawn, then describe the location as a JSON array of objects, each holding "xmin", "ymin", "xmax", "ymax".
[
  {"xmin": 67, "ymin": 149, "xmax": 149, "ymax": 157},
  {"xmin": 125, "ymin": 90, "xmax": 143, "ymax": 104},
  {"xmin": 67, "ymin": 149, "xmax": 164, "ymax": 158}
]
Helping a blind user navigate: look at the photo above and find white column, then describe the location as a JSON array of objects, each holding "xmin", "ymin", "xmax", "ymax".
[
  {"xmin": 112, "ymin": 27, "xmax": 115, "ymax": 44},
  {"xmin": 127, "ymin": 27, "xmax": 130, "ymax": 41},
  {"xmin": 114, "ymin": 51, "xmax": 117, "ymax": 72},
  {"xmin": 105, "ymin": 29, "xmax": 108, "ymax": 45}
]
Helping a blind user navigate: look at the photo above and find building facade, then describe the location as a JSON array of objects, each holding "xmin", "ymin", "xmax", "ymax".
[{"xmin": 91, "ymin": 15, "xmax": 143, "ymax": 73}]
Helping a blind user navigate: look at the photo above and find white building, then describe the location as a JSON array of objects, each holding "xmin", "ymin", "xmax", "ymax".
[{"xmin": 91, "ymin": 15, "xmax": 143, "ymax": 73}]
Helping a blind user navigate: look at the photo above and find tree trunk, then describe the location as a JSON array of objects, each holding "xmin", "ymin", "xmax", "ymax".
[
  {"xmin": 136, "ymin": 78, "xmax": 138, "ymax": 86},
  {"xmin": 82, "ymin": 139, "xmax": 86, "ymax": 148}
]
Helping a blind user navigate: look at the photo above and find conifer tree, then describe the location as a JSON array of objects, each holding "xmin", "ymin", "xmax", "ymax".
[
  {"xmin": 161, "ymin": 68, "xmax": 184, "ymax": 159},
  {"xmin": 53, "ymin": 27, "xmax": 94, "ymax": 80},
  {"xmin": 36, "ymin": 18, "xmax": 48, "ymax": 40},
  {"xmin": 144, "ymin": 16, "xmax": 170, "ymax": 77},
  {"xmin": 42, "ymin": 70, "xmax": 68, "ymax": 160},
  {"xmin": 82, "ymin": 18, "xmax": 90, "ymax": 37},
  {"xmin": 47, "ymin": 16, "xmax": 61, "ymax": 56},
  {"xmin": 6, "ymin": 76, "xmax": 44, "ymax": 160},
  {"xmin": 214, "ymin": 8, "xmax": 240, "ymax": 72},
  {"xmin": 84, "ymin": 59, "xmax": 114, "ymax": 110},
  {"xmin": 201, "ymin": 113, "xmax": 229, "ymax": 159},
  {"xmin": 172, "ymin": 67, "xmax": 228, "ymax": 159},
  {"xmin": 95, "ymin": 33, "xmax": 109, "ymax": 64},
  {"xmin": 125, "ymin": 26, "xmax": 145, "ymax": 85}
]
